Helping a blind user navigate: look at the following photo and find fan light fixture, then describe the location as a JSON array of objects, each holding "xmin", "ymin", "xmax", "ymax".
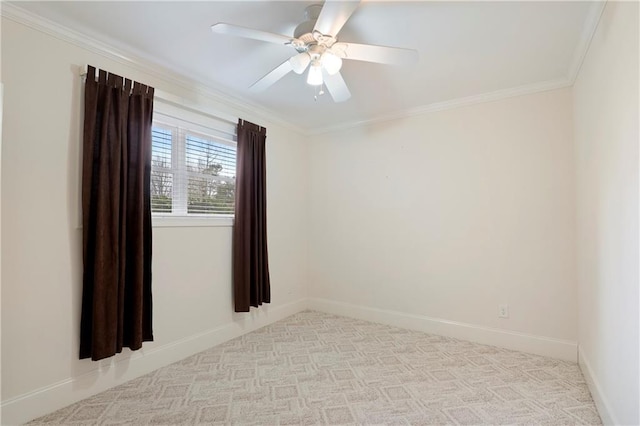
[
  {"xmin": 305, "ymin": 51, "xmax": 342, "ymax": 86},
  {"xmin": 307, "ymin": 60, "xmax": 323, "ymax": 86}
]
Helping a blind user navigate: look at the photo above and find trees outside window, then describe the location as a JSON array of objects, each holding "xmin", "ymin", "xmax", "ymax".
[{"xmin": 151, "ymin": 125, "xmax": 236, "ymax": 216}]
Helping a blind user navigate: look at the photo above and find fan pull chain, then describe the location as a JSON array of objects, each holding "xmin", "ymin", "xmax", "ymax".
[{"xmin": 314, "ymin": 84, "xmax": 325, "ymax": 101}]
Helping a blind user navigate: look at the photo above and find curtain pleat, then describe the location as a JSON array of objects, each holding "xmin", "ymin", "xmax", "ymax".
[
  {"xmin": 80, "ymin": 65, "xmax": 154, "ymax": 361},
  {"xmin": 233, "ymin": 119, "xmax": 270, "ymax": 312}
]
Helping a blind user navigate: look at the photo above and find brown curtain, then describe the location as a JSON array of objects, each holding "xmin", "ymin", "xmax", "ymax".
[
  {"xmin": 80, "ymin": 65, "xmax": 154, "ymax": 361},
  {"xmin": 233, "ymin": 119, "xmax": 271, "ymax": 312}
]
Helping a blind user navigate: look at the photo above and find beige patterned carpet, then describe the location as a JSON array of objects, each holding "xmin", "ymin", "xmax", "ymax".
[{"xmin": 30, "ymin": 310, "xmax": 601, "ymax": 425}]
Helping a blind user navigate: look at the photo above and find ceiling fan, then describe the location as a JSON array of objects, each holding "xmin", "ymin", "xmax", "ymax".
[{"xmin": 211, "ymin": 0, "xmax": 418, "ymax": 102}]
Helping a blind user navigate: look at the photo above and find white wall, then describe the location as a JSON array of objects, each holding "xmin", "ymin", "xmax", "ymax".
[
  {"xmin": 573, "ymin": 2, "xmax": 639, "ymax": 425},
  {"xmin": 308, "ymin": 89, "xmax": 578, "ymax": 357},
  {"xmin": 0, "ymin": 17, "xmax": 308, "ymax": 424},
  {"xmin": 0, "ymin": 38, "xmax": 4, "ymax": 426}
]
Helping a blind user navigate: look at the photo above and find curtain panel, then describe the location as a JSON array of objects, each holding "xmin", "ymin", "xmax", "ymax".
[
  {"xmin": 80, "ymin": 65, "xmax": 154, "ymax": 361},
  {"xmin": 233, "ymin": 119, "xmax": 271, "ymax": 312}
]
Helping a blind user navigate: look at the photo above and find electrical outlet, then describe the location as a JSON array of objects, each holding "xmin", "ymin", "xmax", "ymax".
[{"xmin": 498, "ymin": 304, "xmax": 509, "ymax": 318}]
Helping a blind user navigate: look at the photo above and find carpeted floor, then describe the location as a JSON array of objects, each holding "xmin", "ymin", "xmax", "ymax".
[{"xmin": 30, "ymin": 310, "xmax": 601, "ymax": 425}]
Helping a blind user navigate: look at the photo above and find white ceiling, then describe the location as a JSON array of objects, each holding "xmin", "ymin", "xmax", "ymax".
[{"xmin": 10, "ymin": 1, "xmax": 598, "ymax": 132}]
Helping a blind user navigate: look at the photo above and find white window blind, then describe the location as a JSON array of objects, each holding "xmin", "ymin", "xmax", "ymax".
[{"xmin": 151, "ymin": 112, "xmax": 237, "ymax": 217}]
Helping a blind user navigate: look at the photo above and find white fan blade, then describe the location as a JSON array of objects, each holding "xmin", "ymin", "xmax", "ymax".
[
  {"xmin": 289, "ymin": 52, "xmax": 311, "ymax": 74},
  {"xmin": 250, "ymin": 60, "xmax": 293, "ymax": 91},
  {"xmin": 333, "ymin": 42, "xmax": 418, "ymax": 65},
  {"xmin": 323, "ymin": 71, "xmax": 351, "ymax": 102},
  {"xmin": 211, "ymin": 23, "xmax": 293, "ymax": 45},
  {"xmin": 313, "ymin": 1, "xmax": 360, "ymax": 37}
]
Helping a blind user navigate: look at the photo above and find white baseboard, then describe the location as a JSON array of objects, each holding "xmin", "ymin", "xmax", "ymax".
[
  {"xmin": 579, "ymin": 348, "xmax": 618, "ymax": 425},
  {"xmin": 308, "ymin": 298, "xmax": 577, "ymax": 362},
  {"xmin": 3, "ymin": 297, "xmax": 581, "ymax": 425},
  {"xmin": 1, "ymin": 299, "xmax": 308, "ymax": 426}
]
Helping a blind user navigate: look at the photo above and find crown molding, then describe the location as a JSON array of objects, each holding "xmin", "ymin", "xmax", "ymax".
[
  {"xmin": 2, "ymin": 1, "xmax": 605, "ymax": 137},
  {"xmin": 567, "ymin": 1, "xmax": 607, "ymax": 84},
  {"xmin": 309, "ymin": 77, "xmax": 572, "ymax": 135},
  {"xmin": 309, "ymin": 1, "xmax": 606, "ymax": 137},
  {"xmin": 0, "ymin": 2, "xmax": 306, "ymax": 135}
]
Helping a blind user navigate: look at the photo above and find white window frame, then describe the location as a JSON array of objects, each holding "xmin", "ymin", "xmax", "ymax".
[{"xmin": 151, "ymin": 109, "xmax": 237, "ymax": 228}]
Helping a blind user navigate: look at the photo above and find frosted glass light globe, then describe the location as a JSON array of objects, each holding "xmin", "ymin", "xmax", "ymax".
[
  {"xmin": 307, "ymin": 61, "xmax": 323, "ymax": 86},
  {"xmin": 322, "ymin": 52, "xmax": 342, "ymax": 75}
]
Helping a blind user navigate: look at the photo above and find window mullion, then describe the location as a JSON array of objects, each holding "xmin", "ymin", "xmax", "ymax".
[{"xmin": 173, "ymin": 127, "xmax": 188, "ymax": 215}]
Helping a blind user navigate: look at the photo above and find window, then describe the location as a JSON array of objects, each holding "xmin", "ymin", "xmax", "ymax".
[{"xmin": 151, "ymin": 115, "xmax": 237, "ymax": 220}]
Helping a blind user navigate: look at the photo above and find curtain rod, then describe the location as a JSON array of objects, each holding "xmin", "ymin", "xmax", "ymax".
[{"xmin": 79, "ymin": 65, "xmax": 238, "ymax": 127}]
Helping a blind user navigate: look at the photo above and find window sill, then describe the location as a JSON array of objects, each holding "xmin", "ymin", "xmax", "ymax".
[{"xmin": 152, "ymin": 215, "xmax": 234, "ymax": 228}]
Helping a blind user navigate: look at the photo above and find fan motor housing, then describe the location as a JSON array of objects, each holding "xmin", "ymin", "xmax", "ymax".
[{"xmin": 293, "ymin": 4, "xmax": 324, "ymax": 50}]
